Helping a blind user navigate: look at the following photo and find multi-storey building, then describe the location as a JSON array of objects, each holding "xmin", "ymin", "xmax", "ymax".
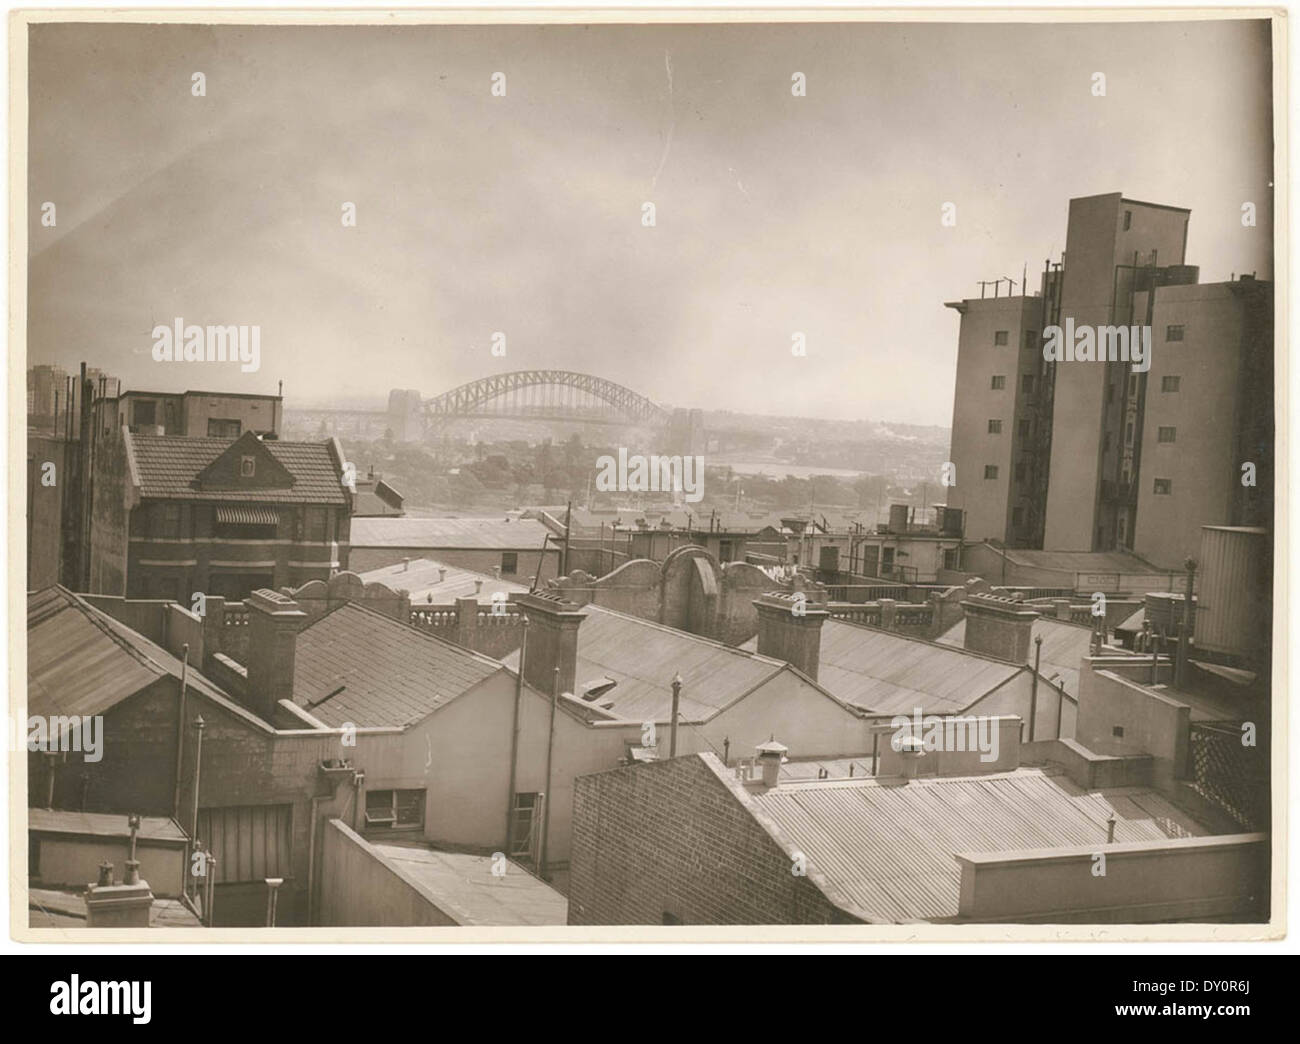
[
  {"xmin": 945, "ymin": 192, "xmax": 1272, "ymax": 565},
  {"xmin": 88, "ymin": 427, "xmax": 352, "ymax": 600},
  {"xmin": 95, "ymin": 388, "xmax": 283, "ymax": 439}
]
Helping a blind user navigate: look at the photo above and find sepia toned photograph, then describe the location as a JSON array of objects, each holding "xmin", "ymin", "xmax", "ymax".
[{"xmin": 10, "ymin": 7, "xmax": 1284, "ymax": 953}]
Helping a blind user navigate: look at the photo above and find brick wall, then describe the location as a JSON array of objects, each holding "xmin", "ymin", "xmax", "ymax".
[{"xmin": 567, "ymin": 754, "xmax": 859, "ymax": 925}]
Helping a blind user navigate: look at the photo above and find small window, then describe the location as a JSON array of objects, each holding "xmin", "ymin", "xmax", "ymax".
[
  {"xmin": 718, "ymin": 539, "xmax": 733, "ymax": 563},
  {"xmin": 1153, "ymin": 478, "xmax": 1172, "ymax": 495},
  {"xmin": 1157, "ymin": 426, "xmax": 1177, "ymax": 444},
  {"xmin": 1018, "ymin": 419, "xmax": 1031, "ymax": 439},
  {"xmin": 994, "ymin": 330, "xmax": 1009, "ymax": 346},
  {"xmin": 155, "ymin": 503, "xmax": 182, "ymax": 539},
  {"xmin": 1165, "ymin": 324, "xmax": 1185, "ymax": 342},
  {"xmin": 984, "ymin": 465, "xmax": 999, "ymax": 480},
  {"xmin": 1015, "ymin": 462, "xmax": 1027, "ymax": 483},
  {"xmin": 133, "ymin": 400, "xmax": 157, "ymax": 427},
  {"xmin": 1123, "ymin": 210, "xmax": 1132, "ymax": 231},
  {"xmin": 991, "ymin": 375, "xmax": 1006, "ymax": 390},
  {"xmin": 240, "ymin": 455, "xmax": 256, "ymax": 477},
  {"xmin": 1012, "ymin": 506, "xmax": 1025, "ymax": 526},
  {"xmin": 1112, "ymin": 725, "xmax": 1125, "ymax": 739},
  {"xmin": 1161, "ymin": 376, "xmax": 1181, "ymax": 392},
  {"xmin": 501, "ymin": 551, "xmax": 519, "ymax": 575},
  {"xmin": 1106, "ymin": 383, "xmax": 1114, "ymax": 403},
  {"xmin": 1021, "ymin": 374, "xmax": 1034, "ymax": 394},
  {"xmin": 364, "ymin": 788, "xmax": 425, "ymax": 829},
  {"xmin": 208, "ymin": 418, "xmax": 241, "ymax": 438},
  {"xmin": 303, "ymin": 506, "xmax": 328, "ymax": 543},
  {"xmin": 1128, "ymin": 374, "xmax": 1139, "ymax": 397},
  {"xmin": 1126, "ymin": 423, "xmax": 1134, "ymax": 445},
  {"xmin": 1024, "ymin": 329, "xmax": 1037, "ymax": 351},
  {"xmin": 987, "ymin": 419, "xmax": 1002, "ymax": 434}
]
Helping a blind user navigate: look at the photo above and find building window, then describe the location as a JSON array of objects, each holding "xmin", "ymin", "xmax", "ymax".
[
  {"xmin": 1161, "ymin": 376, "xmax": 1181, "ymax": 392},
  {"xmin": 1158, "ymin": 426, "xmax": 1176, "ymax": 443},
  {"xmin": 1113, "ymin": 725, "xmax": 1125, "ymax": 739},
  {"xmin": 1123, "ymin": 209, "xmax": 1132, "ymax": 231},
  {"xmin": 718, "ymin": 539, "xmax": 734, "ymax": 563},
  {"xmin": 509, "ymin": 793, "xmax": 540, "ymax": 858},
  {"xmin": 1024, "ymin": 329, "xmax": 1037, "ymax": 351},
  {"xmin": 1153, "ymin": 478, "xmax": 1172, "ymax": 495},
  {"xmin": 155, "ymin": 503, "xmax": 182, "ymax": 539},
  {"xmin": 1018, "ymin": 418, "xmax": 1031, "ymax": 439},
  {"xmin": 364, "ymin": 788, "xmax": 425, "ymax": 830},
  {"xmin": 501, "ymin": 551, "xmax": 519, "ymax": 575},
  {"xmin": 1021, "ymin": 374, "xmax": 1034, "ymax": 394},
  {"xmin": 987, "ymin": 419, "xmax": 1002, "ymax": 434},
  {"xmin": 240, "ymin": 455, "xmax": 256, "ymax": 477},
  {"xmin": 1165, "ymin": 324, "xmax": 1185, "ymax": 342},
  {"xmin": 1126, "ymin": 423, "xmax": 1134, "ymax": 445},
  {"xmin": 990, "ymin": 375, "xmax": 1006, "ymax": 390},
  {"xmin": 303, "ymin": 506, "xmax": 328, "ymax": 543},
  {"xmin": 208, "ymin": 418, "xmax": 241, "ymax": 438},
  {"xmin": 1015, "ymin": 462, "xmax": 1027, "ymax": 483},
  {"xmin": 1106, "ymin": 383, "xmax": 1114, "ymax": 403},
  {"xmin": 984, "ymin": 465, "xmax": 999, "ymax": 480},
  {"xmin": 1012, "ymin": 506, "xmax": 1025, "ymax": 526},
  {"xmin": 994, "ymin": 330, "xmax": 1009, "ymax": 346},
  {"xmin": 132, "ymin": 400, "xmax": 157, "ymax": 427},
  {"xmin": 1129, "ymin": 374, "xmax": 1139, "ymax": 397}
]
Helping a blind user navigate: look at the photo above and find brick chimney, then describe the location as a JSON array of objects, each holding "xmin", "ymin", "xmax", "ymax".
[
  {"xmin": 752, "ymin": 592, "xmax": 829, "ymax": 681},
  {"xmin": 245, "ymin": 589, "xmax": 308, "ymax": 720},
  {"xmin": 961, "ymin": 593, "xmax": 1038, "ymax": 663},
  {"xmin": 515, "ymin": 592, "xmax": 586, "ymax": 695}
]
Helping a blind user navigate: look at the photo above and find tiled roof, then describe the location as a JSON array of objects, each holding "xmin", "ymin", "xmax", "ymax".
[
  {"xmin": 127, "ymin": 433, "xmax": 348, "ymax": 504},
  {"xmin": 737, "ymin": 764, "xmax": 1209, "ymax": 922},
  {"xmin": 291, "ymin": 602, "xmax": 504, "ymax": 728},
  {"xmin": 350, "ymin": 516, "xmax": 553, "ymax": 550},
  {"xmin": 27, "ymin": 587, "xmax": 236, "ymax": 721},
  {"xmin": 359, "ymin": 558, "xmax": 528, "ymax": 604},
  {"xmin": 937, "ymin": 615, "xmax": 1091, "ymax": 698},
  {"xmin": 502, "ymin": 606, "xmax": 786, "ymax": 722},
  {"xmin": 743, "ymin": 620, "xmax": 1024, "ymax": 716}
]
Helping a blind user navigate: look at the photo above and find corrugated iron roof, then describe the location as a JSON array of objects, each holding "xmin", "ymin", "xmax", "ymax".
[
  {"xmin": 744, "ymin": 767, "xmax": 1209, "ymax": 922},
  {"xmin": 128, "ymin": 433, "xmax": 348, "ymax": 504},
  {"xmin": 350, "ymin": 516, "xmax": 553, "ymax": 550},
  {"xmin": 359, "ymin": 557, "xmax": 528, "ymax": 604},
  {"xmin": 937, "ymin": 615, "xmax": 1090, "ymax": 698},
  {"xmin": 502, "ymin": 606, "xmax": 785, "ymax": 722},
  {"xmin": 775, "ymin": 620, "xmax": 1023, "ymax": 716},
  {"xmin": 292, "ymin": 602, "xmax": 503, "ymax": 728},
  {"xmin": 27, "ymin": 587, "xmax": 255, "ymax": 725},
  {"xmin": 29, "ymin": 809, "xmax": 188, "ymax": 841}
]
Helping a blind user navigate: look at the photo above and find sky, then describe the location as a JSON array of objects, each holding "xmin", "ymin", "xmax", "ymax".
[{"xmin": 27, "ymin": 18, "xmax": 1274, "ymax": 425}]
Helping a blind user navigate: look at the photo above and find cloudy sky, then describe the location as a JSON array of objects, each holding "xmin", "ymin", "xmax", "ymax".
[{"xmin": 28, "ymin": 18, "xmax": 1273, "ymax": 425}]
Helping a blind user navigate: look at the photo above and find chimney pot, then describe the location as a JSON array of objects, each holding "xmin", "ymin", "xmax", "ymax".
[
  {"xmin": 438, "ymin": 567, "xmax": 447, "ymax": 583},
  {"xmin": 755, "ymin": 739, "xmax": 788, "ymax": 787},
  {"xmin": 474, "ymin": 579, "xmax": 483, "ymax": 594}
]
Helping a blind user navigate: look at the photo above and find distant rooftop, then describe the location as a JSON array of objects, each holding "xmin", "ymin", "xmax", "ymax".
[
  {"xmin": 937, "ymin": 614, "xmax": 1091, "ymax": 698},
  {"xmin": 359, "ymin": 557, "xmax": 528, "ymax": 604},
  {"xmin": 351, "ymin": 516, "xmax": 553, "ymax": 550}
]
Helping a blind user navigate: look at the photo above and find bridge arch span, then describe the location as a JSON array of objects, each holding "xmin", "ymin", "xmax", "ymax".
[{"xmin": 421, "ymin": 370, "xmax": 669, "ymax": 426}]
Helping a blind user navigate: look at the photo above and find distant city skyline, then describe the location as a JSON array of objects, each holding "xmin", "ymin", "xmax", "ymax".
[{"xmin": 28, "ymin": 19, "xmax": 1273, "ymax": 425}]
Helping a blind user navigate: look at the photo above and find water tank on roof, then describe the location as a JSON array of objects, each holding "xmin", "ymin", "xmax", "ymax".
[
  {"xmin": 1194, "ymin": 526, "xmax": 1269, "ymax": 662},
  {"xmin": 888, "ymin": 503, "xmax": 910, "ymax": 533}
]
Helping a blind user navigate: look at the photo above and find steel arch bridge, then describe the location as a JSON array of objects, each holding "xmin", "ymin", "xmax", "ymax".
[{"xmin": 421, "ymin": 370, "xmax": 669, "ymax": 426}]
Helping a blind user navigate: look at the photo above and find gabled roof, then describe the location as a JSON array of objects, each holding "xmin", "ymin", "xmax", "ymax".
[
  {"xmin": 291, "ymin": 602, "xmax": 505, "ymax": 728},
  {"xmin": 741, "ymin": 619, "xmax": 1026, "ymax": 716},
  {"xmin": 936, "ymin": 615, "xmax": 1091, "ymax": 698},
  {"xmin": 127, "ymin": 432, "xmax": 347, "ymax": 504},
  {"xmin": 710, "ymin": 759, "xmax": 1209, "ymax": 922},
  {"xmin": 502, "ymin": 606, "xmax": 795, "ymax": 723},
  {"xmin": 26, "ymin": 586, "xmax": 256, "ymax": 726},
  {"xmin": 350, "ymin": 516, "xmax": 553, "ymax": 550},
  {"xmin": 358, "ymin": 558, "xmax": 528, "ymax": 603}
]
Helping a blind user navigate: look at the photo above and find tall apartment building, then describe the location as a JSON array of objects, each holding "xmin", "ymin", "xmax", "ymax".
[{"xmin": 946, "ymin": 192, "xmax": 1272, "ymax": 565}]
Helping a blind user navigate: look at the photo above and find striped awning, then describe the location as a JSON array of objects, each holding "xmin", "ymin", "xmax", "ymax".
[{"xmin": 216, "ymin": 506, "xmax": 280, "ymax": 527}]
